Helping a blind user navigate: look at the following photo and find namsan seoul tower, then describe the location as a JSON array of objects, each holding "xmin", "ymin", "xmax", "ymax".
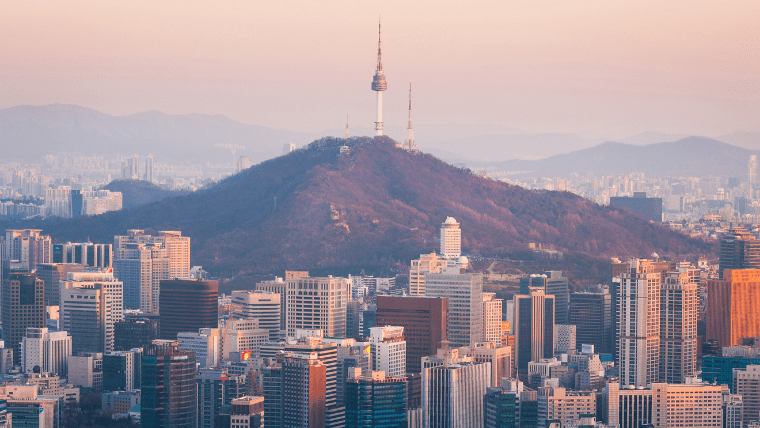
[{"xmin": 371, "ymin": 20, "xmax": 387, "ymax": 136}]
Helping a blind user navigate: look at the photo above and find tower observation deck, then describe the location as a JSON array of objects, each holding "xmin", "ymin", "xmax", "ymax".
[{"xmin": 371, "ymin": 20, "xmax": 387, "ymax": 136}]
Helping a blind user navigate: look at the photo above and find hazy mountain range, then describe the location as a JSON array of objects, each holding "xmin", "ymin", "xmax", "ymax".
[
  {"xmin": 1, "ymin": 104, "xmax": 757, "ymax": 167},
  {"xmin": 1, "ymin": 136, "xmax": 714, "ymax": 277}
]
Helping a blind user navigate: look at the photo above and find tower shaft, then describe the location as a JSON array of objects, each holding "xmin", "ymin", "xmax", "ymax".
[{"xmin": 371, "ymin": 19, "xmax": 387, "ymax": 136}]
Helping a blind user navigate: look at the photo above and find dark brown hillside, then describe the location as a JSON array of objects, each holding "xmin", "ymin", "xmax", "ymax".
[{"xmin": 1, "ymin": 137, "xmax": 714, "ymax": 275}]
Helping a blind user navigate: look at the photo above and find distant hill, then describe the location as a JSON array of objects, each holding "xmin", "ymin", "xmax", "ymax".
[
  {"xmin": 0, "ymin": 104, "xmax": 315, "ymax": 164},
  {"xmin": 1, "ymin": 137, "xmax": 714, "ymax": 276},
  {"xmin": 476, "ymin": 137, "xmax": 760, "ymax": 178},
  {"xmin": 102, "ymin": 180, "xmax": 190, "ymax": 209}
]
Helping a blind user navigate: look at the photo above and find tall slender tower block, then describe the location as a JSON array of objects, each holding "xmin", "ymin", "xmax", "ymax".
[
  {"xmin": 371, "ymin": 20, "xmax": 387, "ymax": 136},
  {"xmin": 403, "ymin": 82, "xmax": 419, "ymax": 152}
]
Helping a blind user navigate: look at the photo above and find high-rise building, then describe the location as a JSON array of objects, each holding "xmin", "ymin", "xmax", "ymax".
[
  {"xmin": 569, "ymin": 291, "xmax": 613, "ymax": 354},
  {"xmin": 369, "ymin": 326, "xmax": 406, "ymax": 378},
  {"xmin": 35, "ymin": 263, "xmax": 85, "ymax": 306},
  {"xmin": 68, "ymin": 352, "xmax": 104, "ymax": 391},
  {"xmin": 425, "ymin": 267, "xmax": 482, "ymax": 348},
  {"xmin": 60, "ymin": 270, "xmax": 124, "ymax": 353},
  {"xmin": 196, "ymin": 367, "xmax": 247, "ymax": 428},
  {"xmin": 333, "ymin": 338, "xmax": 372, "ymax": 408},
  {"xmin": 284, "ymin": 331, "xmax": 342, "ymax": 428},
  {"xmin": 154, "ymin": 231, "xmax": 191, "ymax": 281},
  {"xmin": 482, "ymin": 293, "xmax": 503, "ymax": 344},
  {"xmin": 285, "ymin": 276, "xmax": 349, "ymax": 338},
  {"xmin": 236, "ymin": 156, "xmax": 251, "ymax": 173},
  {"xmin": 553, "ymin": 324, "xmax": 576, "ymax": 354},
  {"xmin": 609, "ymin": 192, "xmax": 663, "ymax": 222},
  {"xmin": 537, "ymin": 387, "xmax": 596, "ymax": 428},
  {"xmin": 20, "ymin": 327, "xmax": 72, "ymax": 377},
  {"xmin": 513, "ymin": 288, "xmax": 555, "ymax": 374},
  {"xmin": 103, "ymin": 349, "xmax": 140, "ymax": 392},
  {"xmin": 707, "ymin": 269, "xmax": 760, "ymax": 348},
  {"xmin": 345, "ymin": 370, "xmax": 407, "ymax": 428},
  {"xmin": 545, "ymin": 271, "xmax": 570, "ymax": 325},
  {"xmin": 376, "ymin": 295, "xmax": 448, "ymax": 374},
  {"xmin": 618, "ymin": 259, "xmax": 661, "ymax": 387},
  {"xmin": 255, "ymin": 276, "xmax": 288, "ymax": 331},
  {"xmin": 733, "ymin": 365, "xmax": 760, "ymax": 427},
  {"xmin": 177, "ymin": 328, "xmax": 220, "ymax": 368},
  {"xmin": 469, "ymin": 342, "xmax": 512, "ymax": 388},
  {"xmin": 371, "ymin": 20, "xmax": 387, "ymax": 136},
  {"xmin": 144, "ymin": 153, "xmax": 154, "ymax": 183},
  {"xmin": 750, "ymin": 155, "xmax": 758, "ymax": 195},
  {"xmin": 659, "ymin": 268, "xmax": 698, "ymax": 384},
  {"xmin": 114, "ymin": 316, "xmax": 159, "ymax": 351},
  {"xmin": 221, "ymin": 319, "xmax": 269, "ymax": 360},
  {"xmin": 484, "ymin": 387, "xmax": 517, "ymax": 428},
  {"xmin": 52, "ymin": 242, "xmax": 113, "ymax": 268},
  {"xmin": 724, "ymin": 393, "xmax": 743, "ymax": 428},
  {"xmin": 230, "ymin": 396, "xmax": 264, "ymax": 428},
  {"xmin": 422, "ymin": 361, "xmax": 491, "ymax": 428},
  {"xmin": 2, "ymin": 272, "xmax": 45, "ymax": 362},
  {"xmin": 440, "ymin": 217, "xmax": 462, "ymax": 260},
  {"xmin": 409, "ymin": 252, "xmax": 446, "ymax": 296},
  {"xmin": 231, "ymin": 290, "xmax": 282, "ymax": 341},
  {"xmin": 719, "ymin": 228, "xmax": 760, "ymax": 279},
  {"xmin": 3, "ymin": 229, "xmax": 51, "ymax": 272},
  {"xmin": 263, "ymin": 351, "xmax": 327, "ymax": 428},
  {"xmin": 141, "ymin": 340, "xmax": 197, "ymax": 428},
  {"xmin": 158, "ymin": 279, "xmax": 218, "ymax": 340}
]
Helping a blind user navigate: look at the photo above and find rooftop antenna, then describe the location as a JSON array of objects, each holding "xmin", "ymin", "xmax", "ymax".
[{"xmin": 403, "ymin": 82, "xmax": 419, "ymax": 153}]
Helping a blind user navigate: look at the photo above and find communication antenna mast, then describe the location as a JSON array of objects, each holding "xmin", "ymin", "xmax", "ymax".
[{"xmin": 403, "ymin": 82, "xmax": 419, "ymax": 152}]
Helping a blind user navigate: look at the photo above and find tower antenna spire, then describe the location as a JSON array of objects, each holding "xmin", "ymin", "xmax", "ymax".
[
  {"xmin": 403, "ymin": 82, "xmax": 419, "ymax": 153},
  {"xmin": 371, "ymin": 18, "xmax": 387, "ymax": 136}
]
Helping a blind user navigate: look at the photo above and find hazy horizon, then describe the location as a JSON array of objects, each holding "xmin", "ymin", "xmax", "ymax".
[{"xmin": 1, "ymin": 1, "xmax": 759, "ymax": 141}]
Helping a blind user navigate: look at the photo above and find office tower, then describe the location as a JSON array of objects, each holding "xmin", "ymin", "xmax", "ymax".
[
  {"xmin": 144, "ymin": 153, "xmax": 154, "ymax": 182},
  {"xmin": 553, "ymin": 324, "xmax": 576, "ymax": 354},
  {"xmin": 196, "ymin": 368, "xmax": 247, "ymax": 428},
  {"xmin": 482, "ymin": 293, "xmax": 503, "ymax": 344},
  {"xmin": 376, "ymin": 295, "xmax": 448, "ymax": 374},
  {"xmin": 113, "ymin": 242, "xmax": 164, "ymax": 312},
  {"xmin": 362, "ymin": 303, "xmax": 377, "ymax": 338},
  {"xmin": 724, "ymin": 394, "xmax": 743, "ymax": 428},
  {"xmin": 609, "ymin": 192, "xmax": 663, "ymax": 222},
  {"xmin": 659, "ymin": 269, "xmax": 698, "ymax": 383},
  {"xmin": 371, "ymin": 20, "xmax": 387, "ymax": 136},
  {"xmin": 20, "ymin": 327, "xmax": 71, "ymax": 377},
  {"xmin": 255, "ymin": 276, "xmax": 287, "ymax": 331},
  {"xmin": 346, "ymin": 300, "xmax": 362, "ymax": 338},
  {"xmin": 159, "ymin": 279, "xmax": 218, "ymax": 340},
  {"xmin": 719, "ymin": 228, "xmax": 760, "ymax": 279},
  {"xmin": 231, "ymin": 290, "xmax": 281, "ymax": 341},
  {"xmin": 68, "ymin": 352, "xmax": 104, "ymax": 391},
  {"xmin": 236, "ymin": 156, "xmax": 251, "ymax": 173},
  {"xmin": 750, "ymin": 155, "xmax": 758, "ymax": 195},
  {"xmin": 484, "ymin": 387, "xmax": 517, "ymax": 428},
  {"xmin": 154, "ymin": 231, "xmax": 191, "ymax": 281},
  {"xmin": 114, "ymin": 317, "xmax": 159, "ymax": 351},
  {"xmin": 2, "ymin": 388, "xmax": 58, "ymax": 428},
  {"xmin": 60, "ymin": 270, "xmax": 124, "ymax": 353},
  {"xmin": 345, "ymin": 370, "xmax": 407, "ymax": 427},
  {"xmin": 3, "ymin": 229, "xmax": 51, "ymax": 271},
  {"xmin": 422, "ymin": 361, "xmax": 491, "ymax": 428},
  {"xmin": 263, "ymin": 352, "xmax": 327, "ymax": 428},
  {"xmin": 440, "ymin": 217, "xmax": 462, "ymax": 260},
  {"xmin": 52, "ymin": 242, "xmax": 113, "ymax": 268},
  {"xmin": 569, "ymin": 291, "xmax": 613, "ymax": 354},
  {"xmin": 230, "ymin": 396, "xmax": 264, "ymax": 428},
  {"xmin": 0, "ymin": 341, "xmax": 13, "ymax": 374},
  {"xmin": 520, "ymin": 274, "xmax": 547, "ymax": 295},
  {"xmin": 2, "ymin": 272, "xmax": 45, "ymax": 362},
  {"xmin": 285, "ymin": 276, "xmax": 349, "ymax": 338},
  {"xmin": 262, "ymin": 360, "xmax": 284, "ymax": 428},
  {"xmin": 141, "ymin": 340, "xmax": 197, "ymax": 428},
  {"xmin": 335, "ymin": 339, "xmax": 373, "ymax": 408},
  {"xmin": 545, "ymin": 271, "xmax": 570, "ymax": 325},
  {"xmin": 284, "ymin": 331, "xmax": 342, "ymax": 428},
  {"xmin": 470, "ymin": 343, "xmax": 512, "ymax": 387},
  {"xmin": 103, "ymin": 349, "xmax": 140, "ymax": 392},
  {"xmin": 733, "ymin": 365, "xmax": 760, "ymax": 426},
  {"xmin": 177, "ymin": 328, "xmax": 220, "ymax": 368},
  {"xmin": 222, "ymin": 319, "xmax": 269, "ymax": 360},
  {"xmin": 707, "ymin": 269, "xmax": 760, "ymax": 348},
  {"xmin": 409, "ymin": 252, "xmax": 446, "ymax": 296},
  {"xmin": 537, "ymin": 387, "xmax": 596, "ymax": 428},
  {"xmin": 36, "ymin": 263, "xmax": 85, "ymax": 307},
  {"xmin": 513, "ymin": 288, "xmax": 555, "ymax": 374},
  {"xmin": 618, "ymin": 259, "xmax": 661, "ymax": 387},
  {"xmin": 369, "ymin": 326, "xmax": 406, "ymax": 378},
  {"xmin": 425, "ymin": 267, "xmax": 483, "ymax": 348}
]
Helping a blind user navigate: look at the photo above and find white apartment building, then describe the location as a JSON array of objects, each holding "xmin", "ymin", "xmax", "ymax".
[
  {"xmin": 369, "ymin": 326, "xmax": 406, "ymax": 378},
  {"xmin": 440, "ymin": 217, "xmax": 462, "ymax": 260}
]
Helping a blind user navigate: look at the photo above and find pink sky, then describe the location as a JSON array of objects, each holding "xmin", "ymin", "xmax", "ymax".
[{"xmin": 1, "ymin": 0, "xmax": 758, "ymax": 138}]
